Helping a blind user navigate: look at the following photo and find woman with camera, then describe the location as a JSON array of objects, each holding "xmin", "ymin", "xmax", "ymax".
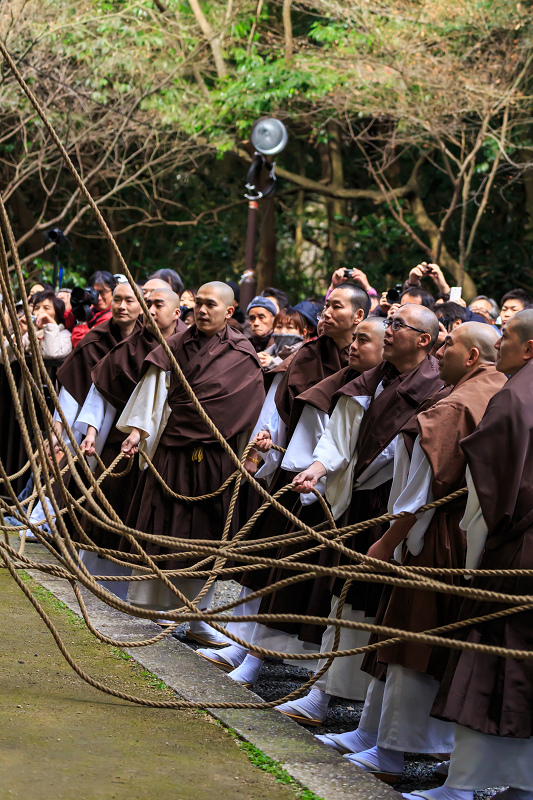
[{"xmin": 69, "ymin": 271, "xmax": 116, "ymax": 348}]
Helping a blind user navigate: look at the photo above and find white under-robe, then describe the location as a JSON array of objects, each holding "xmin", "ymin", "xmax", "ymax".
[
  {"xmin": 356, "ymin": 431, "xmax": 454, "ymax": 749},
  {"xmin": 116, "ymin": 363, "xmax": 171, "ymax": 466},
  {"xmin": 358, "ymin": 668, "xmax": 455, "ymax": 754},
  {"xmin": 53, "ymin": 386, "xmax": 83, "ymax": 449},
  {"xmin": 308, "ymin": 382, "xmax": 400, "ymax": 699}
]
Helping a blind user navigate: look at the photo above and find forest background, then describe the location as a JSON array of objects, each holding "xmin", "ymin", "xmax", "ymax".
[{"xmin": 1, "ymin": 0, "xmax": 532, "ymax": 301}]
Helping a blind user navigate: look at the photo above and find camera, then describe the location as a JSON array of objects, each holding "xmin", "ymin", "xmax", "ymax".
[
  {"xmin": 343, "ymin": 269, "xmax": 355, "ymax": 279},
  {"xmin": 71, "ymin": 286, "xmax": 99, "ymax": 323},
  {"xmin": 386, "ymin": 284, "xmax": 403, "ymax": 305}
]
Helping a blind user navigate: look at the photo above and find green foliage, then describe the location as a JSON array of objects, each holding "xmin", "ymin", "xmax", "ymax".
[{"xmin": 2, "ymin": 0, "xmax": 532, "ymax": 300}]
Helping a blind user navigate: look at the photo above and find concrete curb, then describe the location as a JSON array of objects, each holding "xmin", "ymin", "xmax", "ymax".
[{"xmin": 21, "ymin": 544, "xmax": 398, "ymax": 800}]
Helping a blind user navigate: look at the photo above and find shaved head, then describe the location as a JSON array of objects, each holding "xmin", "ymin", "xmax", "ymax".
[
  {"xmin": 199, "ymin": 281, "xmax": 235, "ymax": 308},
  {"xmin": 195, "ymin": 281, "xmax": 235, "ymax": 337},
  {"xmin": 149, "ymin": 285, "xmax": 180, "ymax": 309},
  {"xmin": 454, "ymin": 321, "xmax": 500, "ymax": 363},
  {"xmin": 402, "ymin": 304, "xmax": 440, "ymax": 349},
  {"xmin": 507, "ymin": 308, "xmax": 533, "ymax": 343},
  {"xmin": 356, "ymin": 316, "xmax": 386, "ymax": 339}
]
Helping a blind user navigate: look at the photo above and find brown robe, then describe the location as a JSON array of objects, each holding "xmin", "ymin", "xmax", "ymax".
[
  {"xmin": 239, "ymin": 336, "xmax": 350, "ymax": 592},
  {"xmin": 370, "ymin": 365, "xmax": 507, "ymax": 679},
  {"xmin": 56, "ymin": 318, "xmax": 141, "ymax": 406},
  {"xmin": 81, "ymin": 321, "xmax": 188, "ymax": 550},
  {"xmin": 253, "ymin": 357, "xmax": 445, "ymax": 645},
  {"xmin": 91, "ymin": 320, "xmax": 187, "ymax": 410},
  {"xmin": 275, "ymin": 334, "xmax": 350, "ymax": 437},
  {"xmin": 433, "ymin": 360, "xmax": 533, "ymax": 739},
  {"xmin": 125, "ymin": 323, "xmax": 265, "ymax": 569},
  {"xmin": 331, "ymin": 355, "xmax": 445, "ymax": 610}
]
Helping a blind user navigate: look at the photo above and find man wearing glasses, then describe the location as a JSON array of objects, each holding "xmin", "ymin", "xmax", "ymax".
[{"xmin": 273, "ymin": 304, "xmax": 444, "ymax": 726}]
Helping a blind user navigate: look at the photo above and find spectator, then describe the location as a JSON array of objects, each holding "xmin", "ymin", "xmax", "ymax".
[
  {"xmin": 468, "ymin": 295, "xmax": 499, "ymax": 324},
  {"xmin": 69, "ymin": 271, "xmax": 117, "ymax": 348},
  {"xmin": 325, "ymin": 267, "xmax": 378, "ymax": 301},
  {"xmin": 28, "ymin": 281, "xmax": 52, "ymax": 299},
  {"xmin": 434, "ymin": 301, "xmax": 469, "ymax": 332},
  {"xmin": 404, "ymin": 261, "xmax": 451, "ymax": 298},
  {"xmin": 261, "ymin": 286, "xmax": 289, "ymax": 313},
  {"xmin": 257, "ymin": 305, "xmax": 314, "ymax": 370},
  {"xmin": 56, "ymin": 287, "xmax": 72, "ymax": 313},
  {"xmin": 180, "ymin": 288, "xmax": 197, "ymax": 309},
  {"xmin": 246, "ymin": 296, "xmax": 277, "ymax": 353},
  {"xmin": 500, "ymin": 288, "xmax": 532, "ymax": 326},
  {"xmin": 378, "ymin": 285, "xmax": 434, "ymax": 319},
  {"xmin": 22, "ymin": 290, "xmax": 72, "ymax": 358},
  {"xmin": 147, "ymin": 268, "xmax": 184, "ymax": 296},
  {"xmin": 225, "ymin": 280, "xmax": 245, "ymax": 324},
  {"xmin": 181, "ymin": 307, "xmax": 195, "ymax": 327}
]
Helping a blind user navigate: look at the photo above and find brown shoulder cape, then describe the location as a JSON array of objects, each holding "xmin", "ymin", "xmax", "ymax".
[
  {"xmin": 274, "ymin": 334, "xmax": 350, "ymax": 432},
  {"xmin": 334, "ymin": 355, "xmax": 444, "ymax": 482},
  {"xmin": 293, "ymin": 365, "xmax": 360, "ymax": 415},
  {"xmin": 418, "ymin": 365, "xmax": 507, "ymax": 500},
  {"xmin": 56, "ymin": 318, "xmax": 141, "ymax": 406},
  {"xmin": 460, "ymin": 360, "xmax": 533, "ymax": 542},
  {"xmin": 144, "ymin": 323, "xmax": 265, "ymax": 446},
  {"xmin": 91, "ymin": 319, "xmax": 187, "ymax": 411}
]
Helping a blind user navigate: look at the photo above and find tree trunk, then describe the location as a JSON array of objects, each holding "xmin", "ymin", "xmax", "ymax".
[
  {"xmin": 325, "ymin": 121, "xmax": 347, "ymax": 270},
  {"xmin": 282, "ymin": 0, "xmax": 293, "ymax": 63},
  {"xmin": 408, "ymin": 191, "xmax": 477, "ymax": 300},
  {"xmin": 256, "ymin": 197, "xmax": 276, "ymax": 290}
]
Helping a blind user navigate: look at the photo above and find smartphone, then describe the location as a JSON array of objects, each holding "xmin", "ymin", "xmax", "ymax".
[{"xmin": 450, "ymin": 287, "xmax": 462, "ymax": 302}]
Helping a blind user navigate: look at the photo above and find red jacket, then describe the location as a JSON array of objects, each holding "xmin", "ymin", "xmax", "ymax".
[{"xmin": 70, "ymin": 307, "xmax": 113, "ymax": 348}]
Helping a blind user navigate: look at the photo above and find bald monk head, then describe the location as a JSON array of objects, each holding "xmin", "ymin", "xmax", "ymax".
[
  {"xmin": 495, "ymin": 308, "xmax": 533, "ymax": 377},
  {"xmin": 111, "ymin": 282, "xmax": 142, "ymax": 336},
  {"xmin": 142, "ymin": 278, "xmax": 170, "ymax": 299},
  {"xmin": 436, "ymin": 321, "xmax": 500, "ymax": 385},
  {"xmin": 147, "ymin": 286, "xmax": 181, "ymax": 339},
  {"xmin": 195, "ymin": 281, "xmax": 235, "ymax": 338},
  {"xmin": 384, "ymin": 303, "xmax": 440, "ymax": 374},
  {"xmin": 349, "ymin": 316, "xmax": 385, "ymax": 373}
]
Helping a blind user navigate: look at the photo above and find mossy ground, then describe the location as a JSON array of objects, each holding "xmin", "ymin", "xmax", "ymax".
[{"xmin": 0, "ymin": 565, "xmax": 300, "ymax": 800}]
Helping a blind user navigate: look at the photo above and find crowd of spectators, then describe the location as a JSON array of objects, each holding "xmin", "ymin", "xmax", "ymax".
[{"xmin": 2, "ymin": 261, "xmax": 532, "ymax": 367}]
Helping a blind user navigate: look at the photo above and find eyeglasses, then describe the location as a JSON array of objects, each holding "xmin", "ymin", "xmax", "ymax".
[{"xmin": 384, "ymin": 318, "xmax": 427, "ymax": 334}]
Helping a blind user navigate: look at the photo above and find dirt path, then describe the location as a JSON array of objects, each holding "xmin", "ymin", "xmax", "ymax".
[{"xmin": 0, "ymin": 568, "xmax": 298, "ymax": 800}]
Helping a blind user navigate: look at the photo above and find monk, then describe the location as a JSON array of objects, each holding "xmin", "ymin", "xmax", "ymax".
[
  {"xmin": 276, "ymin": 304, "xmax": 445, "ymax": 725},
  {"xmin": 197, "ymin": 284, "xmax": 370, "ymax": 674},
  {"xmin": 117, "ymin": 282, "xmax": 265, "ymax": 625},
  {"xmin": 316, "ymin": 323, "xmax": 506, "ymax": 784},
  {"xmin": 408, "ymin": 310, "xmax": 533, "ymax": 800},
  {"xmin": 74, "ymin": 284, "xmax": 185, "ymax": 599}
]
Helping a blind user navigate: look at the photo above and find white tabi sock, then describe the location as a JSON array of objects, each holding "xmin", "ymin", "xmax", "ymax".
[
  {"xmin": 315, "ymin": 727, "xmax": 378, "ymax": 754},
  {"xmin": 276, "ymin": 687, "xmax": 331, "ymax": 722},
  {"xmin": 344, "ymin": 745, "xmax": 404, "ymax": 774},
  {"xmin": 197, "ymin": 644, "xmax": 248, "ymax": 669},
  {"xmin": 402, "ymin": 787, "xmax": 473, "ymax": 800},
  {"xmin": 228, "ymin": 654, "xmax": 263, "ymax": 686}
]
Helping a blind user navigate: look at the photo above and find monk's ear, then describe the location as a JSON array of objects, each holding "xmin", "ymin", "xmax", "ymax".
[
  {"xmin": 467, "ymin": 346, "xmax": 480, "ymax": 366},
  {"xmin": 523, "ymin": 338, "xmax": 533, "ymax": 363},
  {"xmin": 353, "ymin": 308, "xmax": 365, "ymax": 325},
  {"xmin": 225, "ymin": 305, "xmax": 235, "ymax": 320},
  {"xmin": 419, "ymin": 332, "xmax": 432, "ymax": 350}
]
